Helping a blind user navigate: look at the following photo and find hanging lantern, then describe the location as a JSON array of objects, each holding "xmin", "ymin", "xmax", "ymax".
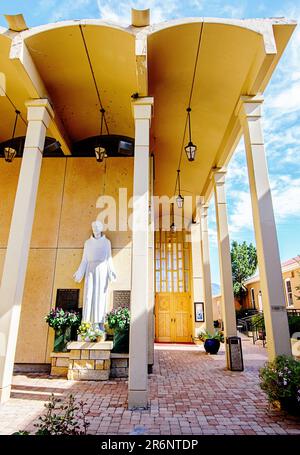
[
  {"xmin": 185, "ymin": 107, "xmax": 197, "ymax": 162},
  {"xmin": 94, "ymin": 108, "xmax": 108, "ymax": 162},
  {"xmin": 4, "ymin": 110, "xmax": 20, "ymax": 163},
  {"xmin": 95, "ymin": 146, "xmax": 107, "ymax": 162},
  {"xmin": 176, "ymin": 169, "xmax": 184, "ymax": 208}
]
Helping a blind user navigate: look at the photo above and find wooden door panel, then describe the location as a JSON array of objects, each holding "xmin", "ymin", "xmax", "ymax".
[
  {"xmin": 173, "ymin": 293, "xmax": 191, "ymax": 342},
  {"xmin": 155, "ymin": 293, "xmax": 172, "ymax": 342}
]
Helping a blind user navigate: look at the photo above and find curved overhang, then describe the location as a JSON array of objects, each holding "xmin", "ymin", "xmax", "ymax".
[
  {"xmin": 0, "ymin": 15, "xmax": 297, "ymax": 220},
  {"xmin": 146, "ymin": 17, "xmax": 296, "ymax": 215}
]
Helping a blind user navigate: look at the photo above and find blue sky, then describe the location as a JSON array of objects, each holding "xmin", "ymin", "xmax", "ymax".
[{"xmin": 1, "ymin": 0, "xmax": 300, "ymax": 286}]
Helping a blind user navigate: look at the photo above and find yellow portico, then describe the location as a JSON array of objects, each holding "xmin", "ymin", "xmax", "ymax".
[{"xmin": 0, "ymin": 9, "xmax": 296, "ymax": 408}]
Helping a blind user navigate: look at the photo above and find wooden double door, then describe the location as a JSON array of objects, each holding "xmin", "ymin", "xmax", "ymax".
[
  {"xmin": 155, "ymin": 292, "xmax": 191, "ymax": 342},
  {"xmin": 154, "ymin": 229, "xmax": 192, "ymax": 342}
]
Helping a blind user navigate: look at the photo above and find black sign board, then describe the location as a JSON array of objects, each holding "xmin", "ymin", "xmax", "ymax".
[{"xmin": 55, "ymin": 289, "xmax": 80, "ymax": 312}]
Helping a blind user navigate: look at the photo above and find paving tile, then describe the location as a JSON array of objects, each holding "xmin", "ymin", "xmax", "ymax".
[{"xmin": 0, "ymin": 341, "xmax": 299, "ymax": 435}]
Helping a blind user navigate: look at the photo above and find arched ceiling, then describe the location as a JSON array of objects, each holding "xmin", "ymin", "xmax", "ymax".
[{"xmin": 0, "ymin": 17, "xmax": 296, "ymax": 219}]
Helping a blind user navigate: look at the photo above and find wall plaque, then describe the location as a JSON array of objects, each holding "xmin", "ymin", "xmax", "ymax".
[
  {"xmin": 56, "ymin": 289, "xmax": 80, "ymax": 311},
  {"xmin": 113, "ymin": 290, "xmax": 131, "ymax": 309}
]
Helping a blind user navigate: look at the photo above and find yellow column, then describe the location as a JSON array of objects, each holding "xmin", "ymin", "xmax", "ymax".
[
  {"xmin": 212, "ymin": 168, "xmax": 237, "ymax": 364},
  {"xmin": 200, "ymin": 204, "xmax": 214, "ymax": 334},
  {"xmin": 128, "ymin": 97, "xmax": 153, "ymax": 409},
  {"xmin": 237, "ymin": 95, "xmax": 291, "ymax": 359},
  {"xmin": 0, "ymin": 99, "xmax": 54, "ymax": 403}
]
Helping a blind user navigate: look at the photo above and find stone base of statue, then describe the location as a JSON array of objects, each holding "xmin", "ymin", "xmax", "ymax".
[
  {"xmin": 50, "ymin": 352, "xmax": 70, "ymax": 377},
  {"xmin": 66, "ymin": 341, "xmax": 113, "ymax": 380}
]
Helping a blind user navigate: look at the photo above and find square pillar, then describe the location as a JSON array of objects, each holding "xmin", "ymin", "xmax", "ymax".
[
  {"xmin": 212, "ymin": 168, "xmax": 237, "ymax": 350},
  {"xmin": 0, "ymin": 99, "xmax": 54, "ymax": 404},
  {"xmin": 148, "ymin": 155, "xmax": 155, "ymax": 372},
  {"xmin": 237, "ymin": 95, "xmax": 291, "ymax": 359},
  {"xmin": 128, "ymin": 97, "xmax": 153, "ymax": 409},
  {"xmin": 200, "ymin": 204, "xmax": 214, "ymax": 334},
  {"xmin": 191, "ymin": 206, "xmax": 214, "ymax": 334}
]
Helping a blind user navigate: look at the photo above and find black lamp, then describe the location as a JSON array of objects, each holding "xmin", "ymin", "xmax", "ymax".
[
  {"xmin": 4, "ymin": 110, "xmax": 20, "ymax": 162},
  {"xmin": 95, "ymin": 108, "xmax": 108, "ymax": 162},
  {"xmin": 176, "ymin": 169, "xmax": 184, "ymax": 208},
  {"xmin": 185, "ymin": 107, "xmax": 197, "ymax": 162}
]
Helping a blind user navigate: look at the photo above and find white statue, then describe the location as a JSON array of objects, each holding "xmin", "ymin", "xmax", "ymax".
[{"xmin": 73, "ymin": 221, "xmax": 116, "ymax": 327}]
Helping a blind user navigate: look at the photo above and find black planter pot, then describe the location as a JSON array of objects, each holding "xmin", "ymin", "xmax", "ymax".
[
  {"xmin": 112, "ymin": 329, "xmax": 129, "ymax": 353},
  {"xmin": 204, "ymin": 338, "xmax": 220, "ymax": 355}
]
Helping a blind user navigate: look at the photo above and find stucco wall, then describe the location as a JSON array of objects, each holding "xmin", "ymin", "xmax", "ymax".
[
  {"xmin": 0, "ymin": 157, "xmax": 133, "ymax": 363},
  {"xmin": 245, "ymin": 268, "xmax": 300, "ymax": 310}
]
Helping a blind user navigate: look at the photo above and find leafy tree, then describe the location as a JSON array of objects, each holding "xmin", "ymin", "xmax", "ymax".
[{"xmin": 231, "ymin": 241, "xmax": 257, "ymax": 306}]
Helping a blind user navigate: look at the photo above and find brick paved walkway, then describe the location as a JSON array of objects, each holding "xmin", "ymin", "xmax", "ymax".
[{"xmin": 0, "ymin": 339, "xmax": 299, "ymax": 435}]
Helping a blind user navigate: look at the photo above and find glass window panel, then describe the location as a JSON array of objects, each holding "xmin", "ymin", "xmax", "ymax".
[
  {"xmin": 156, "ymin": 260, "xmax": 160, "ymax": 270},
  {"xmin": 161, "ymin": 268, "xmax": 166, "ymax": 280},
  {"xmin": 161, "ymin": 244, "xmax": 165, "ymax": 258},
  {"xmin": 167, "ymin": 253, "xmax": 171, "ymax": 270},
  {"xmin": 162, "ymin": 281, "xmax": 166, "ymax": 292},
  {"xmin": 179, "ymin": 270, "xmax": 183, "ymax": 280},
  {"xmin": 173, "ymin": 280, "xmax": 178, "ymax": 292},
  {"xmin": 179, "ymin": 284, "xmax": 184, "ymax": 292},
  {"xmin": 167, "ymin": 281, "xmax": 172, "ymax": 292},
  {"xmin": 156, "ymin": 282, "xmax": 160, "ymax": 292}
]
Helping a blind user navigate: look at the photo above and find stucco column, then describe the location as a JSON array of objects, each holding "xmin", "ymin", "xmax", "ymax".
[
  {"xmin": 237, "ymin": 95, "xmax": 291, "ymax": 359},
  {"xmin": 191, "ymin": 207, "xmax": 214, "ymax": 334},
  {"xmin": 148, "ymin": 155, "xmax": 155, "ymax": 372},
  {"xmin": 212, "ymin": 168, "xmax": 237, "ymax": 349},
  {"xmin": 0, "ymin": 99, "xmax": 54, "ymax": 404},
  {"xmin": 128, "ymin": 97, "xmax": 153, "ymax": 409},
  {"xmin": 200, "ymin": 204, "xmax": 214, "ymax": 334}
]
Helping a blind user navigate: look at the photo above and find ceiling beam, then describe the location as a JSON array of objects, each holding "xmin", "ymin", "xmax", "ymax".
[
  {"xmin": 9, "ymin": 34, "xmax": 72, "ymax": 155},
  {"xmin": 135, "ymin": 30, "xmax": 148, "ymax": 97}
]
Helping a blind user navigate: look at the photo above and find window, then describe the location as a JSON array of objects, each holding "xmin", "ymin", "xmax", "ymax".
[
  {"xmin": 155, "ymin": 229, "xmax": 190, "ymax": 293},
  {"xmin": 250, "ymin": 288, "xmax": 256, "ymax": 308},
  {"xmin": 285, "ymin": 278, "xmax": 293, "ymax": 307}
]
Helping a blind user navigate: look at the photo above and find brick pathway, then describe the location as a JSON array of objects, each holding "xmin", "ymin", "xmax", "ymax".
[{"xmin": 0, "ymin": 340, "xmax": 299, "ymax": 435}]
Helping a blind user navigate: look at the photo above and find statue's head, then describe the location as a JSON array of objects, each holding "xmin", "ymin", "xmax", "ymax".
[{"xmin": 92, "ymin": 220, "xmax": 103, "ymax": 238}]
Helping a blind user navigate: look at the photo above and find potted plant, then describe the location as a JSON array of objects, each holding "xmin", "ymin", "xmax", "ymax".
[
  {"xmin": 259, "ymin": 355, "xmax": 300, "ymax": 416},
  {"xmin": 45, "ymin": 308, "xmax": 81, "ymax": 352},
  {"xmin": 106, "ymin": 307, "xmax": 130, "ymax": 353},
  {"xmin": 200, "ymin": 330, "xmax": 224, "ymax": 355},
  {"xmin": 77, "ymin": 322, "xmax": 105, "ymax": 342}
]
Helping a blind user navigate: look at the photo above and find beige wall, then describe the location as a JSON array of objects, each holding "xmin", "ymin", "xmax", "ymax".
[
  {"xmin": 0, "ymin": 157, "xmax": 133, "ymax": 363},
  {"xmin": 245, "ymin": 267, "xmax": 300, "ymax": 311}
]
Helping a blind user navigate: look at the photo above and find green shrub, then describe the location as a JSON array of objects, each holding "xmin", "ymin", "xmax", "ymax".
[
  {"xmin": 251, "ymin": 313, "xmax": 265, "ymax": 331},
  {"xmin": 259, "ymin": 355, "xmax": 300, "ymax": 415},
  {"xmin": 288, "ymin": 315, "xmax": 300, "ymax": 336},
  {"xmin": 13, "ymin": 394, "xmax": 90, "ymax": 435}
]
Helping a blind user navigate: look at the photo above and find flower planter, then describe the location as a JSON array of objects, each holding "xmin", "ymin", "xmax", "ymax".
[
  {"xmin": 54, "ymin": 326, "xmax": 72, "ymax": 353},
  {"xmin": 204, "ymin": 338, "xmax": 220, "ymax": 355},
  {"xmin": 112, "ymin": 329, "xmax": 129, "ymax": 353}
]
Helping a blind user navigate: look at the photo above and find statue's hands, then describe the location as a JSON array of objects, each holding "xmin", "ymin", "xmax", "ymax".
[{"xmin": 73, "ymin": 271, "xmax": 82, "ymax": 283}]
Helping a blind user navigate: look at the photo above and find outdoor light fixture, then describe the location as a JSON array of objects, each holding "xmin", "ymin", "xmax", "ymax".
[
  {"xmin": 95, "ymin": 146, "xmax": 107, "ymax": 162},
  {"xmin": 185, "ymin": 107, "xmax": 197, "ymax": 162},
  {"xmin": 176, "ymin": 169, "xmax": 184, "ymax": 208},
  {"xmin": 4, "ymin": 109, "xmax": 20, "ymax": 162},
  {"xmin": 95, "ymin": 108, "xmax": 108, "ymax": 162}
]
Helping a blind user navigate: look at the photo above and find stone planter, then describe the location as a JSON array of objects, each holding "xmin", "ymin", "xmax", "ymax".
[{"xmin": 204, "ymin": 338, "xmax": 220, "ymax": 355}]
